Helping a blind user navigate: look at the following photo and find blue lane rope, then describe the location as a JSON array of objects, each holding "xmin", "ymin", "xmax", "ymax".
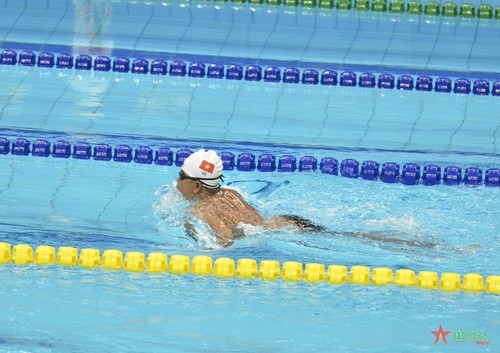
[
  {"xmin": 1, "ymin": 49, "xmax": 499, "ymax": 96},
  {"xmin": 1, "ymin": 137, "xmax": 498, "ymax": 187}
]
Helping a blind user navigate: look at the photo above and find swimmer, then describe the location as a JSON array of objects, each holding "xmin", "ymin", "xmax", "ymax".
[
  {"xmin": 176, "ymin": 149, "xmax": 312, "ymax": 246},
  {"xmin": 176, "ymin": 149, "xmax": 438, "ymax": 248}
]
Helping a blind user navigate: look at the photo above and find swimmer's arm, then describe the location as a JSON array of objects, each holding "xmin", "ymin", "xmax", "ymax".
[
  {"xmin": 183, "ymin": 221, "xmax": 233, "ymax": 247},
  {"xmin": 191, "ymin": 208, "xmax": 235, "ymax": 247},
  {"xmin": 203, "ymin": 214, "xmax": 234, "ymax": 247},
  {"xmin": 184, "ymin": 222, "xmax": 199, "ymax": 241}
]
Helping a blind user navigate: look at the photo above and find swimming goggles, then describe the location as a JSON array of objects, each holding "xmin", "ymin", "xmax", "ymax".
[{"xmin": 178, "ymin": 170, "xmax": 224, "ymax": 187}]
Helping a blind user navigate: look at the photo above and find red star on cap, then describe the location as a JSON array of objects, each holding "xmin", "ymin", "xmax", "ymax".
[
  {"xmin": 199, "ymin": 160, "xmax": 215, "ymax": 173},
  {"xmin": 431, "ymin": 324, "xmax": 451, "ymax": 344}
]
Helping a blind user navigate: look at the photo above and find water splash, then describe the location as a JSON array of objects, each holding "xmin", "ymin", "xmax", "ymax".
[
  {"xmin": 152, "ymin": 182, "xmax": 224, "ymax": 250},
  {"xmin": 363, "ymin": 216, "xmax": 420, "ymax": 233},
  {"xmin": 152, "ymin": 182, "xmax": 190, "ymax": 228},
  {"xmin": 188, "ymin": 217, "xmax": 223, "ymax": 250}
]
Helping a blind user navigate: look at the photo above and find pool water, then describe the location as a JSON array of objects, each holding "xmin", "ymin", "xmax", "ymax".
[
  {"xmin": 0, "ymin": 263, "xmax": 495, "ymax": 353},
  {"xmin": 0, "ymin": 148, "xmax": 498, "ymax": 352},
  {"xmin": 0, "ymin": 1, "xmax": 499, "ymax": 352}
]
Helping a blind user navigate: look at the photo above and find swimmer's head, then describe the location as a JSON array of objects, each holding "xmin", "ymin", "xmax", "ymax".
[{"xmin": 180, "ymin": 149, "xmax": 224, "ymax": 189}]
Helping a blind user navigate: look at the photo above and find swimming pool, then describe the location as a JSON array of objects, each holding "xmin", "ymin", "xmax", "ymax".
[{"xmin": 0, "ymin": 1, "xmax": 499, "ymax": 352}]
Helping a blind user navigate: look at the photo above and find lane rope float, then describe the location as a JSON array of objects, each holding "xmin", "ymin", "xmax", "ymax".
[
  {"xmin": 1, "ymin": 137, "xmax": 499, "ymax": 187},
  {"xmin": 1, "ymin": 242, "xmax": 499, "ymax": 294}
]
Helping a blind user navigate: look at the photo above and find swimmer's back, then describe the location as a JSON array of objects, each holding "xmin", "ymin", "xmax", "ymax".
[{"xmin": 194, "ymin": 188, "xmax": 265, "ymax": 243}]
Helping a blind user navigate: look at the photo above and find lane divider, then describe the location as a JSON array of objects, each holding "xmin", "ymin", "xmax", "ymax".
[
  {"xmin": 235, "ymin": 0, "xmax": 500, "ymax": 20},
  {"xmin": 3, "ymin": 0, "xmax": 500, "ymax": 20},
  {"xmin": 1, "ymin": 242, "xmax": 499, "ymax": 294},
  {"xmin": 1, "ymin": 49, "xmax": 499, "ymax": 96},
  {"xmin": 1, "ymin": 137, "xmax": 499, "ymax": 187}
]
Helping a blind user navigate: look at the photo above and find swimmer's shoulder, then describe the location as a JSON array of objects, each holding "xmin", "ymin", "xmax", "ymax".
[
  {"xmin": 219, "ymin": 187, "xmax": 246, "ymax": 203},
  {"xmin": 220, "ymin": 187, "xmax": 242, "ymax": 197}
]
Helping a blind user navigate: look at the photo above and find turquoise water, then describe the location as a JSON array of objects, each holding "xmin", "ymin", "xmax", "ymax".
[
  {"xmin": 0, "ymin": 265, "xmax": 495, "ymax": 353},
  {"xmin": 0, "ymin": 1, "xmax": 499, "ymax": 352},
  {"xmin": 0, "ymin": 67, "xmax": 499, "ymax": 154},
  {"xmin": 0, "ymin": 153, "xmax": 499, "ymax": 353}
]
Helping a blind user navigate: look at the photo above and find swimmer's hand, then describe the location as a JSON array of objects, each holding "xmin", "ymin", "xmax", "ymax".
[
  {"xmin": 218, "ymin": 238, "xmax": 234, "ymax": 248},
  {"xmin": 184, "ymin": 222, "xmax": 234, "ymax": 248},
  {"xmin": 184, "ymin": 222, "xmax": 199, "ymax": 241}
]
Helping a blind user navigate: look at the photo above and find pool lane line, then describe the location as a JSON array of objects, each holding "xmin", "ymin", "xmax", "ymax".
[
  {"xmin": 1, "ymin": 136, "xmax": 499, "ymax": 187},
  {"xmin": 1, "ymin": 242, "xmax": 499, "ymax": 294}
]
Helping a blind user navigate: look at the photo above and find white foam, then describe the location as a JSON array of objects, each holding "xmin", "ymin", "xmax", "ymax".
[
  {"xmin": 363, "ymin": 215, "xmax": 419, "ymax": 232},
  {"xmin": 189, "ymin": 218, "xmax": 223, "ymax": 250},
  {"xmin": 152, "ymin": 182, "xmax": 190, "ymax": 228}
]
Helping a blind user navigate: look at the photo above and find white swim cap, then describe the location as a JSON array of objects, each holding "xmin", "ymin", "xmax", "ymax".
[{"xmin": 181, "ymin": 149, "xmax": 224, "ymax": 188}]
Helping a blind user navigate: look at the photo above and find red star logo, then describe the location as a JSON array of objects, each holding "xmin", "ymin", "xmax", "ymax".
[
  {"xmin": 199, "ymin": 160, "xmax": 215, "ymax": 173},
  {"xmin": 431, "ymin": 324, "xmax": 451, "ymax": 344}
]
